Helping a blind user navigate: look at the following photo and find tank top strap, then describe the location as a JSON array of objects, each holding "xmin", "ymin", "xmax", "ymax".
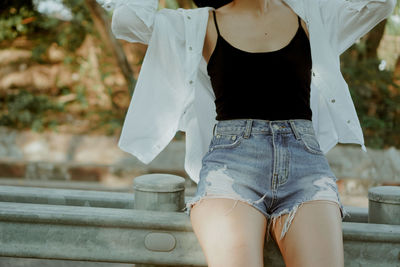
[{"xmin": 212, "ymin": 10, "xmax": 221, "ymax": 36}]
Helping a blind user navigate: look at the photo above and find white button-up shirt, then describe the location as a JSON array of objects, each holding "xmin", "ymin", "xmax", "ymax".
[{"xmin": 103, "ymin": 0, "xmax": 395, "ymax": 184}]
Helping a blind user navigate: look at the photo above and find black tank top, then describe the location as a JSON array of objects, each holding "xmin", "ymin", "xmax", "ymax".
[{"xmin": 207, "ymin": 10, "xmax": 313, "ymax": 121}]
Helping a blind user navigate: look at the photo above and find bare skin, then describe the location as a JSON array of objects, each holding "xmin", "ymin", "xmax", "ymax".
[
  {"xmin": 202, "ymin": 0, "xmax": 310, "ymax": 63},
  {"xmin": 191, "ymin": 199, "xmax": 344, "ymax": 267},
  {"xmin": 271, "ymin": 200, "xmax": 344, "ymax": 267},
  {"xmin": 191, "ymin": 0, "xmax": 345, "ymax": 266}
]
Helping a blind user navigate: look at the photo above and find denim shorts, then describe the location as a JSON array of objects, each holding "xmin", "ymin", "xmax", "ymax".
[{"xmin": 184, "ymin": 119, "xmax": 349, "ymax": 243}]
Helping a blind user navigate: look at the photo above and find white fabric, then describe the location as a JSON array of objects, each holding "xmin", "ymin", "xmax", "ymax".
[{"xmin": 104, "ymin": 0, "xmax": 396, "ymax": 184}]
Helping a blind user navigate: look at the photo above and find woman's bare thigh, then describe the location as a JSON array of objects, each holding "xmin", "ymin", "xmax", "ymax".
[
  {"xmin": 271, "ymin": 200, "xmax": 344, "ymax": 267},
  {"xmin": 190, "ymin": 197, "xmax": 268, "ymax": 267}
]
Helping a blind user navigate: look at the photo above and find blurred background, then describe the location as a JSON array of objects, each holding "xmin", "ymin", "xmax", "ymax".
[{"xmin": 0, "ymin": 0, "xmax": 399, "ymax": 207}]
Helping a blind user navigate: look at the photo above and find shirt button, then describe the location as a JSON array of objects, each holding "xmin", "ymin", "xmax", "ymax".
[
  {"xmin": 331, "ymin": 99, "xmax": 336, "ymax": 103},
  {"xmin": 189, "ymin": 80, "xmax": 193, "ymax": 84},
  {"xmin": 347, "ymin": 120, "xmax": 351, "ymax": 123},
  {"xmin": 187, "ymin": 15, "xmax": 191, "ymax": 19},
  {"xmin": 189, "ymin": 46, "xmax": 192, "ymax": 51},
  {"xmin": 312, "ymin": 71, "xmax": 315, "ymax": 77}
]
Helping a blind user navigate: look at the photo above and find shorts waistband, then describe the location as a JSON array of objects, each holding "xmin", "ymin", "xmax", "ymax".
[{"xmin": 213, "ymin": 119, "xmax": 315, "ymax": 138}]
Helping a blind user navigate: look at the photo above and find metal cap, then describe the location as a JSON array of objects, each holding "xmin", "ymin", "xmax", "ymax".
[
  {"xmin": 368, "ymin": 186, "xmax": 400, "ymax": 204},
  {"xmin": 133, "ymin": 174, "xmax": 186, "ymax": 193}
]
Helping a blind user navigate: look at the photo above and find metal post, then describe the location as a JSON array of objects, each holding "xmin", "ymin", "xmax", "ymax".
[
  {"xmin": 368, "ymin": 186, "xmax": 400, "ymax": 225},
  {"xmin": 133, "ymin": 173, "xmax": 186, "ymax": 267}
]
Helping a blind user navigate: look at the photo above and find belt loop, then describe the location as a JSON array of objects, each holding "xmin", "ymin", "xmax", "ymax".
[
  {"xmin": 289, "ymin": 120, "xmax": 301, "ymax": 140},
  {"xmin": 243, "ymin": 119, "xmax": 253, "ymax": 139}
]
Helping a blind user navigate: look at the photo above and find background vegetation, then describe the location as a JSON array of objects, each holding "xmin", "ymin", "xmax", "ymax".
[{"xmin": 0, "ymin": 0, "xmax": 399, "ymax": 148}]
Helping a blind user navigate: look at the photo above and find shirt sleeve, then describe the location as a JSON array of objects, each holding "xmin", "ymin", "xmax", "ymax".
[
  {"xmin": 101, "ymin": 0, "xmax": 159, "ymax": 44},
  {"xmin": 318, "ymin": 0, "xmax": 396, "ymax": 55}
]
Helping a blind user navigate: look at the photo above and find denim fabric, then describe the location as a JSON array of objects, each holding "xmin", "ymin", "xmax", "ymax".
[{"xmin": 184, "ymin": 118, "xmax": 349, "ymax": 243}]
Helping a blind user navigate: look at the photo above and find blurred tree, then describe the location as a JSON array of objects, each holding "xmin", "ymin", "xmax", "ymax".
[
  {"xmin": 364, "ymin": 20, "xmax": 387, "ymax": 60},
  {"xmin": 0, "ymin": 0, "xmax": 92, "ymax": 55},
  {"xmin": 84, "ymin": 0, "xmax": 135, "ymax": 96},
  {"xmin": 0, "ymin": 0, "xmax": 36, "ymax": 41},
  {"xmin": 341, "ymin": 47, "xmax": 400, "ymax": 149},
  {"xmin": 339, "ymin": 1, "xmax": 400, "ymax": 149}
]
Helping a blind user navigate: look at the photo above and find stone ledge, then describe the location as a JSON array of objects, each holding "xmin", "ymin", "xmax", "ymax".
[
  {"xmin": 325, "ymin": 145, "xmax": 400, "ymax": 182},
  {"xmin": 0, "ymin": 158, "xmax": 192, "ymax": 191}
]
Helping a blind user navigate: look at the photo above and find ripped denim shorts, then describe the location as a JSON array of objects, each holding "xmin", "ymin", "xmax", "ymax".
[{"xmin": 184, "ymin": 119, "xmax": 349, "ymax": 243}]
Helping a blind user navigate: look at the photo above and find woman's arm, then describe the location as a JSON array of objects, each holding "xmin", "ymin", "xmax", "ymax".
[
  {"xmin": 318, "ymin": 0, "xmax": 396, "ymax": 55},
  {"xmin": 98, "ymin": 0, "xmax": 159, "ymax": 44}
]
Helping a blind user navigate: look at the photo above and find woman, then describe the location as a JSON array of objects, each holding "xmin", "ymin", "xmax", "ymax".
[
  {"xmin": 187, "ymin": 0, "xmax": 346, "ymax": 266},
  {"xmin": 105, "ymin": 0, "xmax": 395, "ymax": 266}
]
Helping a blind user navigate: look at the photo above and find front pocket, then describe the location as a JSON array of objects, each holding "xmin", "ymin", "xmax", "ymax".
[
  {"xmin": 209, "ymin": 132, "xmax": 243, "ymax": 151},
  {"xmin": 299, "ymin": 133, "xmax": 324, "ymax": 155}
]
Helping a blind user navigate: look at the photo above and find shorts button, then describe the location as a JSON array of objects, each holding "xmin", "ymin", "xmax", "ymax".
[
  {"xmin": 231, "ymin": 136, "xmax": 236, "ymax": 140},
  {"xmin": 216, "ymin": 134, "xmax": 221, "ymax": 138}
]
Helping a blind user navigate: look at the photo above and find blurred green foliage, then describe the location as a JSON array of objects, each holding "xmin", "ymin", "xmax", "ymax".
[
  {"xmin": 0, "ymin": 0, "xmax": 93, "ymax": 55},
  {"xmin": 0, "ymin": 0, "xmax": 94, "ymax": 132},
  {"xmin": 0, "ymin": 5, "xmax": 36, "ymax": 41},
  {"xmin": 0, "ymin": 90, "xmax": 64, "ymax": 132},
  {"xmin": 341, "ymin": 44, "xmax": 400, "ymax": 149}
]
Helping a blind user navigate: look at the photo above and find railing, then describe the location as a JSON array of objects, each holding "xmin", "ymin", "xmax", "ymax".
[{"xmin": 0, "ymin": 174, "xmax": 399, "ymax": 266}]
